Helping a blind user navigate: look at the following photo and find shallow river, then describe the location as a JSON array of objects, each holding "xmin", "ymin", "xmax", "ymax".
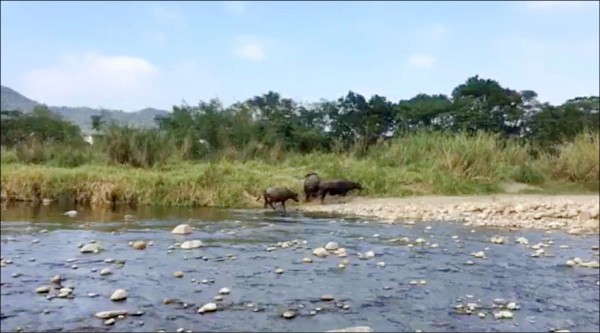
[{"xmin": 1, "ymin": 203, "xmax": 599, "ymax": 332}]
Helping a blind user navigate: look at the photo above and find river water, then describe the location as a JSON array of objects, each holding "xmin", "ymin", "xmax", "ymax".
[{"xmin": 1, "ymin": 203, "xmax": 599, "ymax": 332}]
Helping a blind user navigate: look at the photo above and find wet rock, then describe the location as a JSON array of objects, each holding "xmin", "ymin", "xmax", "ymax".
[
  {"xmin": 36, "ymin": 285, "xmax": 51, "ymax": 293},
  {"xmin": 214, "ymin": 295, "xmax": 223, "ymax": 301},
  {"xmin": 473, "ymin": 251, "xmax": 486, "ymax": 259},
  {"xmin": 516, "ymin": 237, "xmax": 529, "ymax": 245},
  {"xmin": 174, "ymin": 271, "xmax": 184, "ymax": 278},
  {"xmin": 104, "ymin": 318, "xmax": 115, "ymax": 326},
  {"xmin": 415, "ymin": 238, "xmax": 426, "ymax": 245},
  {"xmin": 325, "ymin": 242, "xmax": 339, "ymax": 251},
  {"xmin": 180, "ymin": 240, "xmax": 203, "ymax": 249},
  {"xmin": 80, "ymin": 243, "xmax": 101, "ymax": 254},
  {"xmin": 100, "ymin": 268, "xmax": 113, "ymax": 276},
  {"xmin": 376, "ymin": 261, "xmax": 386, "ymax": 268},
  {"xmin": 275, "ymin": 268, "xmax": 284, "ymax": 274},
  {"xmin": 132, "ymin": 241, "xmax": 146, "ymax": 250},
  {"xmin": 219, "ymin": 287, "xmax": 230, "ymax": 295},
  {"xmin": 494, "ymin": 310, "xmax": 514, "ymax": 319},
  {"xmin": 51, "ymin": 275, "xmax": 62, "ymax": 284},
  {"xmin": 64, "ymin": 210, "xmax": 78, "ymax": 218},
  {"xmin": 490, "ymin": 236, "xmax": 506, "ymax": 244},
  {"xmin": 321, "ymin": 294, "xmax": 334, "ymax": 301},
  {"xmin": 303, "ymin": 257, "xmax": 313, "ymax": 263},
  {"xmin": 110, "ymin": 289, "xmax": 128, "ymax": 301},
  {"xmin": 580, "ymin": 260, "xmax": 600, "ymax": 268},
  {"xmin": 326, "ymin": 326, "xmax": 374, "ymax": 332},
  {"xmin": 171, "ymin": 224, "xmax": 193, "ymax": 235},
  {"xmin": 198, "ymin": 302, "xmax": 217, "ymax": 313},
  {"xmin": 282, "ymin": 310, "xmax": 296, "ymax": 319},
  {"xmin": 313, "ymin": 247, "xmax": 328, "ymax": 258},
  {"xmin": 95, "ymin": 310, "xmax": 127, "ymax": 319}
]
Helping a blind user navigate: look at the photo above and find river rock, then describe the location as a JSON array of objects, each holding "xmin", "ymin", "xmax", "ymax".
[
  {"xmin": 321, "ymin": 294, "xmax": 334, "ymax": 301},
  {"xmin": 219, "ymin": 287, "xmax": 230, "ymax": 295},
  {"xmin": 51, "ymin": 275, "xmax": 62, "ymax": 284},
  {"xmin": 64, "ymin": 210, "xmax": 78, "ymax": 218},
  {"xmin": 313, "ymin": 247, "xmax": 328, "ymax": 258},
  {"xmin": 282, "ymin": 310, "xmax": 296, "ymax": 319},
  {"xmin": 180, "ymin": 240, "xmax": 203, "ymax": 249},
  {"xmin": 515, "ymin": 237, "xmax": 529, "ymax": 245},
  {"xmin": 494, "ymin": 310, "xmax": 514, "ymax": 319},
  {"xmin": 303, "ymin": 257, "xmax": 313, "ymax": 263},
  {"xmin": 80, "ymin": 243, "xmax": 101, "ymax": 254},
  {"xmin": 325, "ymin": 242, "xmax": 339, "ymax": 251},
  {"xmin": 415, "ymin": 238, "xmax": 427, "ymax": 245},
  {"xmin": 171, "ymin": 224, "xmax": 193, "ymax": 235},
  {"xmin": 580, "ymin": 260, "xmax": 600, "ymax": 268},
  {"xmin": 132, "ymin": 241, "xmax": 146, "ymax": 250},
  {"xmin": 174, "ymin": 271, "xmax": 184, "ymax": 278},
  {"xmin": 326, "ymin": 326, "xmax": 374, "ymax": 332},
  {"xmin": 100, "ymin": 268, "xmax": 113, "ymax": 276},
  {"xmin": 473, "ymin": 251, "xmax": 486, "ymax": 259},
  {"xmin": 275, "ymin": 268, "xmax": 284, "ymax": 274},
  {"xmin": 36, "ymin": 285, "xmax": 51, "ymax": 293},
  {"xmin": 198, "ymin": 302, "xmax": 217, "ymax": 313},
  {"xmin": 110, "ymin": 289, "xmax": 128, "ymax": 301},
  {"xmin": 95, "ymin": 310, "xmax": 127, "ymax": 319},
  {"xmin": 104, "ymin": 318, "xmax": 115, "ymax": 325}
]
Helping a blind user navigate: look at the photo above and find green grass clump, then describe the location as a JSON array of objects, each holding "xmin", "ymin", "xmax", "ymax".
[{"xmin": 1, "ymin": 131, "xmax": 598, "ymax": 208}]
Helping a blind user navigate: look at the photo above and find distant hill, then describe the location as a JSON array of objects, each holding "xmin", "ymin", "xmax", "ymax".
[{"xmin": 0, "ymin": 85, "xmax": 170, "ymax": 133}]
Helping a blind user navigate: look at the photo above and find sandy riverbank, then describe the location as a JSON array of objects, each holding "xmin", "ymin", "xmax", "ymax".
[{"xmin": 296, "ymin": 194, "xmax": 600, "ymax": 234}]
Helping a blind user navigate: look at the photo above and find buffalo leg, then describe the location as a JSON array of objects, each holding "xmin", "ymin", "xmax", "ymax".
[
  {"xmin": 320, "ymin": 190, "xmax": 327, "ymax": 205},
  {"xmin": 281, "ymin": 200, "xmax": 287, "ymax": 213}
]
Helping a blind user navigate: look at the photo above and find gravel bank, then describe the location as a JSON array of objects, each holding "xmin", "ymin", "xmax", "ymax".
[{"xmin": 298, "ymin": 194, "xmax": 600, "ymax": 234}]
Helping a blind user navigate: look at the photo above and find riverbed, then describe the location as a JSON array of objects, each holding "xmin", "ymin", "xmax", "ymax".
[{"xmin": 1, "ymin": 203, "xmax": 599, "ymax": 332}]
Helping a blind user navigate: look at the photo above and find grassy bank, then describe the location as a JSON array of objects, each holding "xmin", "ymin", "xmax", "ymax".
[{"xmin": 1, "ymin": 132, "xmax": 598, "ymax": 208}]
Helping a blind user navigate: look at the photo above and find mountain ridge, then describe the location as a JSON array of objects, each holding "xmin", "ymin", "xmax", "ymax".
[{"xmin": 1, "ymin": 85, "xmax": 170, "ymax": 133}]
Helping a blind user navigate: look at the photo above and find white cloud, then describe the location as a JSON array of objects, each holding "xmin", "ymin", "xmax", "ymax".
[
  {"xmin": 234, "ymin": 39, "xmax": 265, "ymax": 61},
  {"xmin": 22, "ymin": 53, "xmax": 160, "ymax": 111},
  {"xmin": 408, "ymin": 53, "xmax": 436, "ymax": 69},
  {"xmin": 522, "ymin": 1, "xmax": 591, "ymax": 11},
  {"xmin": 224, "ymin": 1, "xmax": 246, "ymax": 14}
]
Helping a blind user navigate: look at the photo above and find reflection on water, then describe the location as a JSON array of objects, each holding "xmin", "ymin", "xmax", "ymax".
[{"xmin": 1, "ymin": 203, "xmax": 599, "ymax": 332}]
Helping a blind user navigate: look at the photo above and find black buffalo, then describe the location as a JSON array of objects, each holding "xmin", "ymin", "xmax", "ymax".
[
  {"xmin": 303, "ymin": 172, "xmax": 321, "ymax": 202},
  {"xmin": 317, "ymin": 180, "xmax": 363, "ymax": 204},
  {"xmin": 256, "ymin": 187, "xmax": 299, "ymax": 213}
]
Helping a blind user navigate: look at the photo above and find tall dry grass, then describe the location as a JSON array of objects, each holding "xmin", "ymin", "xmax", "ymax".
[{"xmin": 1, "ymin": 131, "xmax": 598, "ymax": 208}]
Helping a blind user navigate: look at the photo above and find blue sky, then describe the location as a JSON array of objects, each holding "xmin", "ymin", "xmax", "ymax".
[{"xmin": 1, "ymin": 1, "xmax": 598, "ymax": 112}]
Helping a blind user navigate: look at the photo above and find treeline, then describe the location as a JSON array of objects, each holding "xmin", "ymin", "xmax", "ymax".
[{"xmin": 1, "ymin": 75, "xmax": 599, "ymax": 168}]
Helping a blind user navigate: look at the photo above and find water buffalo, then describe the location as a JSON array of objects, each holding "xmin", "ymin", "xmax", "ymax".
[
  {"xmin": 317, "ymin": 180, "xmax": 363, "ymax": 204},
  {"xmin": 256, "ymin": 186, "xmax": 299, "ymax": 213},
  {"xmin": 303, "ymin": 172, "xmax": 321, "ymax": 202}
]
